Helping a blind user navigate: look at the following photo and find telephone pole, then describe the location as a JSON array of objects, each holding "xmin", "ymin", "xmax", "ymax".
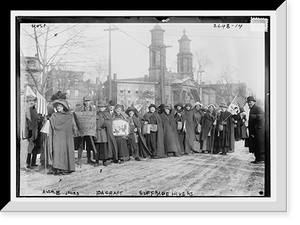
[
  {"xmin": 104, "ymin": 25, "xmax": 118, "ymax": 100},
  {"xmin": 158, "ymin": 45, "xmax": 172, "ymax": 104}
]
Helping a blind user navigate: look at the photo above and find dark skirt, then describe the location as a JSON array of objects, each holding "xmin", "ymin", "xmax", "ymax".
[
  {"xmin": 146, "ymin": 132, "xmax": 157, "ymax": 156},
  {"xmin": 115, "ymin": 136, "xmax": 130, "ymax": 160},
  {"xmin": 95, "ymin": 142, "xmax": 109, "ymax": 161}
]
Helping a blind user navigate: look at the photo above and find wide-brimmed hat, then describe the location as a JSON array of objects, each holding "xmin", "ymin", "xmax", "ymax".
[
  {"xmin": 97, "ymin": 101, "xmax": 107, "ymax": 107},
  {"xmin": 246, "ymin": 96, "xmax": 256, "ymax": 102},
  {"xmin": 208, "ymin": 104, "xmax": 216, "ymax": 109},
  {"xmin": 174, "ymin": 103, "xmax": 183, "ymax": 109},
  {"xmin": 194, "ymin": 102, "xmax": 203, "ymax": 107},
  {"xmin": 219, "ymin": 102, "xmax": 228, "ymax": 108},
  {"xmin": 52, "ymin": 99, "xmax": 69, "ymax": 111},
  {"xmin": 108, "ymin": 100, "xmax": 116, "ymax": 106},
  {"xmin": 83, "ymin": 95, "xmax": 92, "ymax": 101},
  {"xmin": 164, "ymin": 104, "xmax": 172, "ymax": 110},
  {"xmin": 115, "ymin": 104, "xmax": 124, "ymax": 111},
  {"xmin": 148, "ymin": 104, "xmax": 157, "ymax": 110},
  {"xmin": 125, "ymin": 106, "xmax": 137, "ymax": 115},
  {"xmin": 184, "ymin": 103, "xmax": 192, "ymax": 109}
]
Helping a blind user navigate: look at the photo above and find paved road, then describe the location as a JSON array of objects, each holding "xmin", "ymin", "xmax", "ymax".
[{"xmin": 19, "ymin": 140, "xmax": 265, "ymax": 197}]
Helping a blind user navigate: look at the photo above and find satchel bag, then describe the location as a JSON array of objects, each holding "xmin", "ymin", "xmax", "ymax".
[
  {"xmin": 177, "ymin": 121, "xmax": 183, "ymax": 130},
  {"xmin": 142, "ymin": 123, "xmax": 151, "ymax": 135},
  {"xmin": 195, "ymin": 124, "xmax": 202, "ymax": 134},
  {"xmin": 218, "ymin": 124, "xmax": 224, "ymax": 132},
  {"xmin": 150, "ymin": 124, "xmax": 158, "ymax": 132}
]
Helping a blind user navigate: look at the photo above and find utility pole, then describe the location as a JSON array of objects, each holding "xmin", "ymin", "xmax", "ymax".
[
  {"xmin": 158, "ymin": 45, "xmax": 172, "ymax": 104},
  {"xmin": 104, "ymin": 25, "xmax": 118, "ymax": 101},
  {"xmin": 198, "ymin": 69, "xmax": 205, "ymax": 102}
]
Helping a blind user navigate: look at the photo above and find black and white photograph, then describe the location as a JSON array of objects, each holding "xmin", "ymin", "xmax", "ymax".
[{"xmin": 7, "ymin": 6, "xmax": 288, "ymax": 212}]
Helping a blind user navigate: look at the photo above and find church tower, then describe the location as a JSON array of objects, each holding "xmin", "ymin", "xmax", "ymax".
[
  {"xmin": 177, "ymin": 29, "xmax": 193, "ymax": 78},
  {"xmin": 148, "ymin": 24, "xmax": 166, "ymax": 82}
]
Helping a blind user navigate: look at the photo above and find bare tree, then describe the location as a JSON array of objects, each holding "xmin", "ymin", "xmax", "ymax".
[
  {"xmin": 193, "ymin": 47, "xmax": 213, "ymax": 84},
  {"xmin": 21, "ymin": 24, "xmax": 89, "ymax": 96},
  {"xmin": 216, "ymin": 64, "xmax": 238, "ymax": 103}
]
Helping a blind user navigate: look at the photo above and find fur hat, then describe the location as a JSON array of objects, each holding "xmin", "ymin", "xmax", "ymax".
[
  {"xmin": 148, "ymin": 104, "xmax": 157, "ymax": 111},
  {"xmin": 125, "ymin": 106, "xmax": 137, "ymax": 115}
]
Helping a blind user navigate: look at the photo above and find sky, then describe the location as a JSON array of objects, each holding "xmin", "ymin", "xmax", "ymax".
[{"xmin": 21, "ymin": 22, "xmax": 265, "ymax": 99}]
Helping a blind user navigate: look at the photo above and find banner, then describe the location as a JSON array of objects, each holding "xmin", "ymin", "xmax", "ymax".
[{"xmin": 75, "ymin": 111, "xmax": 97, "ymax": 137}]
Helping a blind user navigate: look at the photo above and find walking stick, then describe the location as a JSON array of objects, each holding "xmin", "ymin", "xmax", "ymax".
[
  {"xmin": 210, "ymin": 124, "xmax": 216, "ymax": 154},
  {"xmin": 89, "ymin": 135, "xmax": 98, "ymax": 157}
]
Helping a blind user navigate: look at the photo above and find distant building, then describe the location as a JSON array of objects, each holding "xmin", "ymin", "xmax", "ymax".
[{"xmin": 104, "ymin": 24, "xmax": 211, "ymax": 108}]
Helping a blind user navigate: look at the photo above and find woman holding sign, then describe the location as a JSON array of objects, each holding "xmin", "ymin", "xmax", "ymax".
[{"xmin": 112, "ymin": 104, "xmax": 130, "ymax": 163}]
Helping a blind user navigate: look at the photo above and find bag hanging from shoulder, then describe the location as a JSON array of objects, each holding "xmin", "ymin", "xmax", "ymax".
[
  {"xmin": 196, "ymin": 124, "xmax": 202, "ymax": 134},
  {"xmin": 150, "ymin": 124, "xmax": 158, "ymax": 132},
  {"xmin": 177, "ymin": 121, "xmax": 183, "ymax": 130},
  {"xmin": 218, "ymin": 124, "xmax": 224, "ymax": 132},
  {"xmin": 142, "ymin": 123, "xmax": 151, "ymax": 135}
]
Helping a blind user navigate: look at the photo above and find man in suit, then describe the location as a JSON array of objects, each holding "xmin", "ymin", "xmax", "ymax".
[{"xmin": 247, "ymin": 96, "xmax": 265, "ymax": 164}]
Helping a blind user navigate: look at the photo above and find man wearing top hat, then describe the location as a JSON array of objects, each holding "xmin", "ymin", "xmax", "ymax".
[{"xmin": 247, "ymin": 96, "xmax": 265, "ymax": 164}]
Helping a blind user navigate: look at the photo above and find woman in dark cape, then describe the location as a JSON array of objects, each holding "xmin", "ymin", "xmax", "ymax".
[
  {"xmin": 48, "ymin": 99, "xmax": 75, "ymax": 175},
  {"xmin": 94, "ymin": 101, "xmax": 118, "ymax": 166},
  {"xmin": 232, "ymin": 107, "xmax": 242, "ymax": 141},
  {"xmin": 183, "ymin": 103, "xmax": 194, "ymax": 154},
  {"xmin": 159, "ymin": 105, "xmax": 181, "ymax": 157},
  {"xmin": 174, "ymin": 103, "xmax": 185, "ymax": 154},
  {"xmin": 216, "ymin": 102, "xmax": 233, "ymax": 155},
  {"xmin": 112, "ymin": 104, "xmax": 130, "ymax": 163},
  {"xmin": 143, "ymin": 104, "xmax": 165, "ymax": 158},
  {"xmin": 125, "ymin": 107, "xmax": 152, "ymax": 160},
  {"xmin": 239, "ymin": 107, "xmax": 248, "ymax": 140},
  {"xmin": 193, "ymin": 102, "xmax": 205, "ymax": 153}
]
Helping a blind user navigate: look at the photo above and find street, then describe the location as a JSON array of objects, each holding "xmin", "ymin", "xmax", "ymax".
[{"xmin": 19, "ymin": 140, "xmax": 264, "ymax": 197}]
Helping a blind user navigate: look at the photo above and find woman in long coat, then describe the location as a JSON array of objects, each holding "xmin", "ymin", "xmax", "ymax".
[
  {"xmin": 125, "ymin": 107, "xmax": 152, "ymax": 160},
  {"xmin": 239, "ymin": 107, "xmax": 248, "ymax": 140},
  {"xmin": 200, "ymin": 104, "xmax": 217, "ymax": 153},
  {"xmin": 193, "ymin": 102, "xmax": 205, "ymax": 153},
  {"xmin": 174, "ymin": 103, "xmax": 185, "ymax": 154},
  {"xmin": 48, "ymin": 99, "xmax": 75, "ymax": 175},
  {"xmin": 216, "ymin": 102, "xmax": 233, "ymax": 155},
  {"xmin": 183, "ymin": 103, "xmax": 194, "ymax": 154},
  {"xmin": 143, "ymin": 104, "xmax": 165, "ymax": 158},
  {"xmin": 112, "ymin": 104, "xmax": 130, "ymax": 163},
  {"xmin": 159, "ymin": 105, "xmax": 181, "ymax": 157},
  {"xmin": 94, "ymin": 101, "xmax": 118, "ymax": 166}
]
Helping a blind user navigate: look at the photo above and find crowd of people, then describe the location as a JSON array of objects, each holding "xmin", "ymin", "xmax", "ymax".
[{"xmin": 23, "ymin": 91, "xmax": 265, "ymax": 176}]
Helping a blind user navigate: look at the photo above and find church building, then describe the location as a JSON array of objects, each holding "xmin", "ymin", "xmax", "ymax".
[{"xmin": 104, "ymin": 24, "xmax": 216, "ymax": 109}]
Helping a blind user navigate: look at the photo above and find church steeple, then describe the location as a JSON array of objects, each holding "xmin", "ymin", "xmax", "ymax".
[
  {"xmin": 177, "ymin": 29, "xmax": 193, "ymax": 78},
  {"xmin": 148, "ymin": 24, "xmax": 166, "ymax": 82}
]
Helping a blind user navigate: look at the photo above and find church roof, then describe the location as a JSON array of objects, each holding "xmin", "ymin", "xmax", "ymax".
[
  {"xmin": 178, "ymin": 29, "xmax": 191, "ymax": 42},
  {"xmin": 151, "ymin": 24, "xmax": 165, "ymax": 32}
]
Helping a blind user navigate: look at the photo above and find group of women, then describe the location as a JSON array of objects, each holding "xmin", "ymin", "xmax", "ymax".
[{"xmin": 25, "ymin": 91, "xmax": 248, "ymax": 176}]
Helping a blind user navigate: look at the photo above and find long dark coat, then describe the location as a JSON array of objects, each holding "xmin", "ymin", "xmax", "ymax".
[
  {"xmin": 216, "ymin": 111, "xmax": 233, "ymax": 150},
  {"xmin": 130, "ymin": 116, "xmax": 152, "ymax": 158},
  {"xmin": 143, "ymin": 112, "xmax": 165, "ymax": 158},
  {"xmin": 160, "ymin": 111, "xmax": 181, "ymax": 156},
  {"xmin": 25, "ymin": 106, "xmax": 43, "ymax": 154},
  {"xmin": 193, "ymin": 108, "xmax": 204, "ymax": 142},
  {"xmin": 174, "ymin": 110, "xmax": 185, "ymax": 154},
  {"xmin": 48, "ymin": 111, "xmax": 75, "ymax": 172},
  {"xmin": 248, "ymin": 104, "xmax": 265, "ymax": 158},
  {"xmin": 240, "ymin": 113, "xmax": 248, "ymax": 139},
  {"xmin": 183, "ymin": 108, "xmax": 195, "ymax": 153},
  {"xmin": 94, "ymin": 111, "xmax": 118, "ymax": 161}
]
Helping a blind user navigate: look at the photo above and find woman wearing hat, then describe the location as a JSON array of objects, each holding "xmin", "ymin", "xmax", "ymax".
[
  {"xmin": 159, "ymin": 104, "xmax": 181, "ymax": 157},
  {"xmin": 143, "ymin": 104, "xmax": 165, "ymax": 158},
  {"xmin": 48, "ymin": 98, "xmax": 75, "ymax": 175},
  {"xmin": 216, "ymin": 102, "xmax": 233, "ymax": 155},
  {"xmin": 193, "ymin": 102, "xmax": 204, "ymax": 153},
  {"xmin": 125, "ymin": 106, "xmax": 151, "ymax": 161},
  {"xmin": 239, "ymin": 107, "xmax": 248, "ymax": 140},
  {"xmin": 94, "ymin": 101, "xmax": 118, "ymax": 166},
  {"xmin": 183, "ymin": 103, "xmax": 195, "ymax": 154},
  {"xmin": 174, "ymin": 103, "xmax": 186, "ymax": 154},
  {"xmin": 200, "ymin": 104, "xmax": 217, "ymax": 153},
  {"xmin": 112, "ymin": 104, "xmax": 130, "ymax": 163}
]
